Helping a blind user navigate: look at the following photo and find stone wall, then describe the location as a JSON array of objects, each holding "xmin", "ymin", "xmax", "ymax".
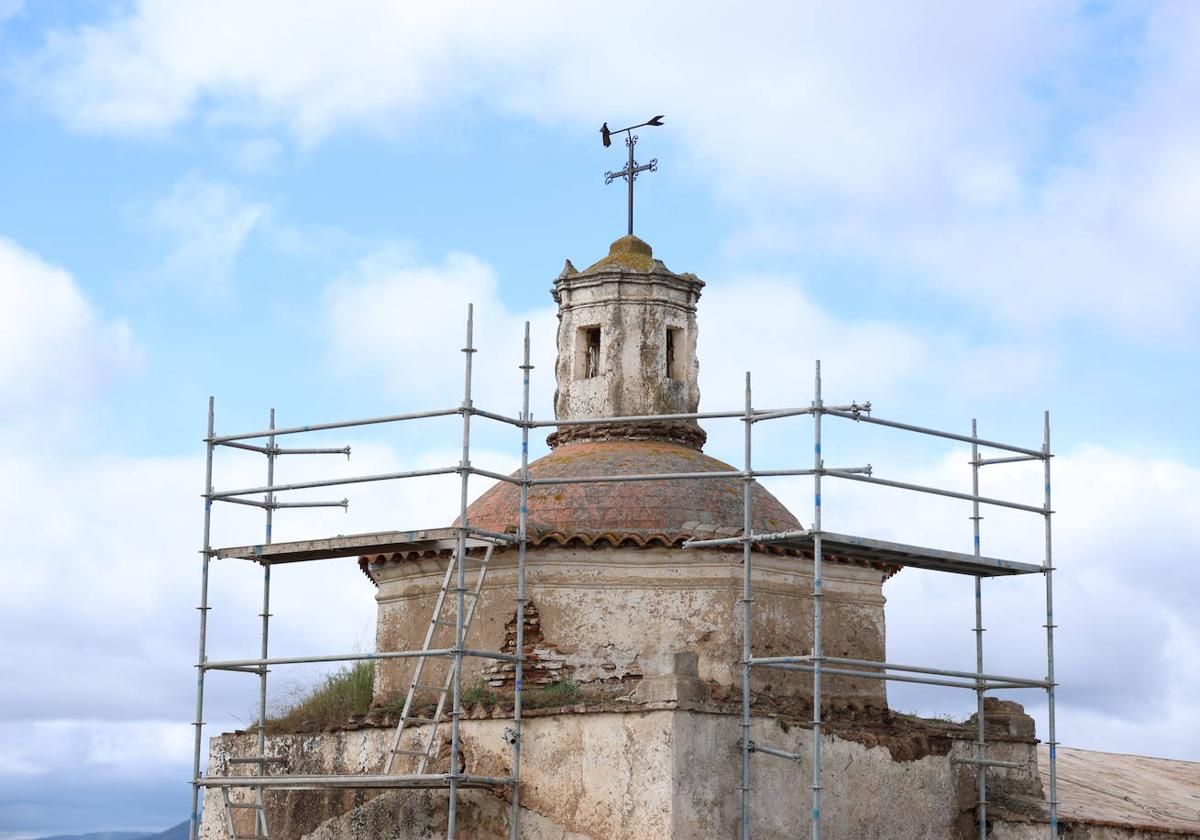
[
  {"xmin": 370, "ymin": 546, "xmax": 888, "ymax": 709},
  {"xmin": 200, "ymin": 708, "xmax": 1050, "ymax": 840}
]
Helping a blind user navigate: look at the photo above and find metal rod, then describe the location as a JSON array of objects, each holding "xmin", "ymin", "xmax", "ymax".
[
  {"xmin": 273, "ymin": 446, "xmax": 352, "ymax": 456},
  {"xmin": 449, "ymin": 304, "xmax": 475, "ymax": 839},
  {"xmin": 822, "ymin": 469, "xmax": 1046, "ymax": 514},
  {"xmin": 530, "ymin": 469, "xmax": 742, "ymax": 486},
  {"xmin": 255, "ymin": 410, "xmax": 276, "ymax": 839},
  {"xmin": 470, "ymin": 407, "xmax": 527, "ymax": 428},
  {"xmin": 822, "ymin": 408, "xmax": 1046, "ymax": 458},
  {"xmin": 627, "ymin": 130, "xmax": 635, "ymax": 235},
  {"xmin": 211, "ymin": 407, "xmax": 461, "ymax": 443},
  {"xmin": 189, "ymin": 397, "xmax": 215, "ymax": 840},
  {"xmin": 218, "ymin": 440, "xmax": 273, "ymax": 454},
  {"xmin": 465, "ymin": 527, "xmax": 519, "ymax": 544},
  {"xmin": 953, "ymin": 757, "xmax": 1024, "ymax": 770},
  {"xmin": 683, "ymin": 528, "xmax": 810, "ymax": 549},
  {"xmin": 200, "ymin": 773, "xmax": 515, "ymax": 789},
  {"xmin": 816, "ymin": 656, "xmax": 1047, "ymax": 688},
  {"xmin": 214, "ymin": 440, "xmax": 352, "ymax": 456},
  {"xmin": 469, "ymin": 466, "xmax": 524, "ymax": 486},
  {"xmin": 759, "ymin": 663, "xmax": 1035, "ymax": 692},
  {"xmin": 752, "ymin": 466, "xmax": 870, "ymax": 478},
  {"xmin": 748, "ymin": 406, "xmax": 817, "ymax": 422},
  {"xmin": 213, "ymin": 496, "xmax": 272, "ymax": 509},
  {"xmin": 740, "ymin": 372, "xmax": 753, "ymax": 840},
  {"xmin": 748, "ymin": 741, "xmax": 804, "ymax": 762},
  {"xmin": 510, "ymin": 321, "xmax": 531, "ymax": 840},
  {"xmin": 1044, "ymin": 411, "xmax": 1058, "ymax": 838},
  {"xmin": 973, "ymin": 454, "xmax": 1043, "ymax": 466},
  {"xmin": 972, "ymin": 419, "xmax": 987, "ymax": 840},
  {"xmin": 812, "ymin": 361, "xmax": 824, "ymax": 840},
  {"xmin": 271, "ymin": 499, "xmax": 348, "ymax": 510},
  {"xmin": 203, "ymin": 649, "xmax": 518, "ymax": 669},
  {"xmin": 747, "ymin": 655, "xmax": 814, "ymax": 665},
  {"xmin": 210, "ymin": 466, "xmax": 458, "ymax": 499}
]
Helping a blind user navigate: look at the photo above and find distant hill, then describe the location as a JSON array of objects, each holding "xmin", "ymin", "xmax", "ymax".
[
  {"xmin": 144, "ymin": 823, "xmax": 189, "ymax": 840},
  {"xmin": 34, "ymin": 821, "xmax": 188, "ymax": 840}
]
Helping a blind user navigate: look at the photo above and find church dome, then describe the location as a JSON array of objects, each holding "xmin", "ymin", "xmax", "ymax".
[{"xmin": 463, "ymin": 438, "xmax": 801, "ymax": 543}]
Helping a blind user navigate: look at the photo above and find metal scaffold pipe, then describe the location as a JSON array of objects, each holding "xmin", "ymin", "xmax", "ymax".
[
  {"xmin": 811, "ymin": 361, "xmax": 824, "ymax": 840},
  {"xmin": 448, "ymin": 304, "xmax": 476, "ymax": 840},
  {"xmin": 972, "ymin": 419, "xmax": 987, "ymax": 840},
  {"xmin": 253, "ymin": 409, "xmax": 276, "ymax": 839},
  {"xmin": 821, "ymin": 408, "xmax": 1047, "ymax": 459},
  {"xmin": 189, "ymin": 397, "xmax": 215, "ymax": 840},
  {"xmin": 510, "ymin": 321, "xmax": 532, "ymax": 840},
  {"xmin": 740, "ymin": 372, "xmax": 753, "ymax": 840},
  {"xmin": 1044, "ymin": 411, "xmax": 1059, "ymax": 838}
]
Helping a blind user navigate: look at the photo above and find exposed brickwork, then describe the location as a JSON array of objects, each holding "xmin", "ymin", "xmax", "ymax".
[
  {"xmin": 461, "ymin": 438, "xmax": 801, "ymax": 536},
  {"xmin": 481, "ymin": 601, "xmax": 576, "ymax": 689}
]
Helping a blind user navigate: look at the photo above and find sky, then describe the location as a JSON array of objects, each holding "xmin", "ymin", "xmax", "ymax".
[{"xmin": 0, "ymin": 0, "xmax": 1198, "ymax": 834}]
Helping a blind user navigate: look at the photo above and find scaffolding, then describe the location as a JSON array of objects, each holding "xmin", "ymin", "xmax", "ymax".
[{"xmin": 189, "ymin": 307, "xmax": 1056, "ymax": 840}]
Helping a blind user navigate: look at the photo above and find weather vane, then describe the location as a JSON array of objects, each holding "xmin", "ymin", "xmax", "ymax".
[{"xmin": 601, "ymin": 115, "xmax": 664, "ymax": 237}]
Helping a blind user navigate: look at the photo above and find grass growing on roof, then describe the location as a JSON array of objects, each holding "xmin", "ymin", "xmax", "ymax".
[
  {"xmin": 523, "ymin": 679, "xmax": 582, "ymax": 709},
  {"xmin": 264, "ymin": 660, "xmax": 375, "ymax": 733}
]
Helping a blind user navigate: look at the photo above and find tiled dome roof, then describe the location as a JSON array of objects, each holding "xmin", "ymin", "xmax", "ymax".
[{"xmin": 462, "ymin": 439, "xmax": 801, "ymax": 539}]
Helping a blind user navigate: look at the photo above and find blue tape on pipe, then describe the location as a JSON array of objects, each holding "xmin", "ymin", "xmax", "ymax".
[{"xmin": 815, "ymin": 493, "xmax": 821, "ymax": 507}]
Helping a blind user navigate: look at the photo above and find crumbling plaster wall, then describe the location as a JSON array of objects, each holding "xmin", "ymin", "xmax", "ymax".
[
  {"xmin": 200, "ymin": 709, "xmax": 1048, "ymax": 840},
  {"xmin": 371, "ymin": 546, "xmax": 887, "ymax": 708}
]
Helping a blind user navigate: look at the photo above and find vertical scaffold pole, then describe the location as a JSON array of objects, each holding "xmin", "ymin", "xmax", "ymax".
[
  {"xmin": 189, "ymin": 397, "xmax": 215, "ymax": 840},
  {"xmin": 255, "ymin": 409, "xmax": 276, "ymax": 838},
  {"xmin": 811, "ymin": 361, "xmax": 823, "ymax": 840},
  {"xmin": 740, "ymin": 371, "xmax": 753, "ymax": 840},
  {"xmin": 971, "ymin": 420, "xmax": 987, "ymax": 840},
  {"xmin": 449, "ymin": 304, "xmax": 475, "ymax": 840},
  {"xmin": 510, "ymin": 322, "xmax": 532, "ymax": 840},
  {"xmin": 1043, "ymin": 412, "xmax": 1058, "ymax": 837}
]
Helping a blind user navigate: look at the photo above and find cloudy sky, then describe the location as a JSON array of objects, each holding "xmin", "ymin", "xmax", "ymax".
[{"xmin": 1, "ymin": 1, "xmax": 1198, "ymax": 834}]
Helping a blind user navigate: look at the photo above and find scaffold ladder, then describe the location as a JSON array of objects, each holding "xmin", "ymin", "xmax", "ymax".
[
  {"xmin": 220, "ymin": 784, "xmax": 268, "ymax": 840},
  {"xmin": 384, "ymin": 540, "xmax": 496, "ymax": 774}
]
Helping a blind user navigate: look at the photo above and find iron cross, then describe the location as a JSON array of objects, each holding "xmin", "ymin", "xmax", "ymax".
[{"xmin": 602, "ymin": 115, "xmax": 664, "ymax": 237}]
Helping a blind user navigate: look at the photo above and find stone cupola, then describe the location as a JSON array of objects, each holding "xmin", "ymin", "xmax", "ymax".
[{"xmin": 549, "ymin": 234, "xmax": 706, "ymax": 449}]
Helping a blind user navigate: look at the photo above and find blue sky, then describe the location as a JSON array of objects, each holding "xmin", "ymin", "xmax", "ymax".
[{"xmin": 1, "ymin": 1, "xmax": 1198, "ymax": 835}]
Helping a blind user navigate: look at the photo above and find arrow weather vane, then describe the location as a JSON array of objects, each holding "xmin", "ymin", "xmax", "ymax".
[{"xmin": 601, "ymin": 114, "xmax": 664, "ymax": 237}]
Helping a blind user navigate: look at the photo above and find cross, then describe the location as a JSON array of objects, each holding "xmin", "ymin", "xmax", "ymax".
[{"xmin": 602, "ymin": 115, "xmax": 664, "ymax": 237}]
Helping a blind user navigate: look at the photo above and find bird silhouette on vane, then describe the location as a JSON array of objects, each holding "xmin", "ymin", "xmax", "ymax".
[{"xmin": 599, "ymin": 115, "xmax": 664, "ymax": 236}]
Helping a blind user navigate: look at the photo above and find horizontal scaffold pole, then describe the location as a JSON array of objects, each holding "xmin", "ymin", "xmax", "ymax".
[
  {"xmin": 822, "ymin": 408, "xmax": 1046, "ymax": 459},
  {"xmin": 211, "ymin": 408, "xmax": 462, "ymax": 443},
  {"xmin": 819, "ymin": 655, "xmax": 1048, "ymax": 687},
  {"xmin": 822, "ymin": 469, "xmax": 1046, "ymax": 515},
  {"xmin": 199, "ymin": 773, "xmax": 515, "ymax": 789},
  {"xmin": 210, "ymin": 467, "xmax": 458, "ymax": 499},
  {"xmin": 752, "ymin": 662, "xmax": 1041, "ymax": 691},
  {"xmin": 204, "ymin": 648, "xmax": 519, "ymax": 670}
]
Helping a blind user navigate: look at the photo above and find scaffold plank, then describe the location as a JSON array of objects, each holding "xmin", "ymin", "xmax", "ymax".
[
  {"xmin": 212, "ymin": 528, "xmax": 502, "ymax": 564},
  {"xmin": 770, "ymin": 531, "xmax": 1042, "ymax": 577}
]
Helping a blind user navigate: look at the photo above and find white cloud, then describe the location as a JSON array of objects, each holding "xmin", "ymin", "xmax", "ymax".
[
  {"xmin": 18, "ymin": 2, "xmax": 1200, "ymax": 336},
  {"xmin": 0, "ymin": 237, "xmax": 136, "ymax": 417},
  {"xmin": 145, "ymin": 174, "xmax": 267, "ymax": 297},
  {"xmin": 0, "ymin": 0, "xmax": 22, "ymax": 23},
  {"xmin": 761, "ymin": 441, "xmax": 1200, "ymax": 760},
  {"xmin": 323, "ymin": 245, "xmax": 558, "ymax": 416}
]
